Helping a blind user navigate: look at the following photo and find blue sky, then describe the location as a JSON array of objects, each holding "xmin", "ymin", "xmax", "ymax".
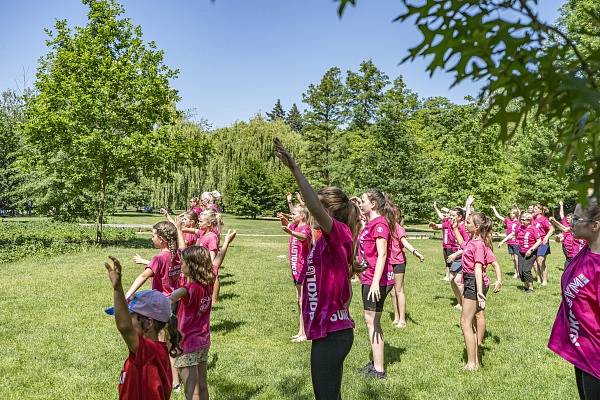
[{"xmin": 0, "ymin": 0, "xmax": 565, "ymax": 128}]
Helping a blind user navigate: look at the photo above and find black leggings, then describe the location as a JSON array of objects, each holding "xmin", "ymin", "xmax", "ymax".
[
  {"xmin": 575, "ymin": 367, "xmax": 600, "ymax": 400},
  {"xmin": 311, "ymin": 328, "xmax": 354, "ymax": 400},
  {"xmin": 517, "ymin": 252, "xmax": 536, "ymax": 283}
]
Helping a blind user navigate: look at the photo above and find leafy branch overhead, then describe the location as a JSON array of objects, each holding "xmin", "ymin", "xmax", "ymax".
[{"xmin": 337, "ymin": 0, "xmax": 600, "ymax": 199}]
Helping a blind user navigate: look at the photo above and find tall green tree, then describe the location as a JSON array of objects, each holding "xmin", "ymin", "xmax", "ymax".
[
  {"xmin": 285, "ymin": 103, "xmax": 304, "ymax": 133},
  {"xmin": 302, "ymin": 67, "xmax": 348, "ymax": 186},
  {"xmin": 337, "ymin": 0, "xmax": 600, "ymax": 199},
  {"xmin": 0, "ymin": 89, "xmax": 25, "ymax": 211},
  {"xmin": 345, "ymin": 60, "xmax": 390, "ymax": 130},
  {"xmin": 226, "ymin": 158, "xmax": 277, "ymax": 218},
  {"xmin": 22, "ymin": 0, "xmax": 180, "ymax": 241},
  {"xmin": 266, "ymin": 99, "xmax": 286, "ymax": 121}
]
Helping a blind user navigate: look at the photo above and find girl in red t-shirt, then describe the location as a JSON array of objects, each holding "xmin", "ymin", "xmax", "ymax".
[{"xmin": 104, "ymin": 257, "xmax": 182, "ymax": 400}]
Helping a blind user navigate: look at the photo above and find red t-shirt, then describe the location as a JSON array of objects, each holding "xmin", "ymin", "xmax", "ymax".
[{"xmin": 118, "ymin": 336, "xmax": 172, "ymax": 400}]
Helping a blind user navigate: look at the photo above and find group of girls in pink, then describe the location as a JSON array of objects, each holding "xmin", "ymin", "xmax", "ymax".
[
  {"xmin": 105, "ymin": 204, "xmax": 236, "ymax": 400},
  {"xmin": 274, "ymin": 139, "xmax": 426, "ymax": 398}
]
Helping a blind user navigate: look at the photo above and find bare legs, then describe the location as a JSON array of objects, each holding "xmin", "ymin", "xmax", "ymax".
[
  {"xmin": 292, "ymin": 284, "xmax": 306, "ymax": 341},
  {"xmin": 449, "ymin": 271, "xmax": 464, "ymax": 308},
  {"xmin": 461, "ymin": 299, "xmax": 483, "ymax": 370},
  {"xmin": 390, "ymin": 273, "xmax": 406, "ymax": 328},
  {"xmin": 180, "ymin": 363, "xmax": 209, "ymax": 400},
  {"xmin": 364, "ymin": 310, "xmax": 385, "ymax": 372}
]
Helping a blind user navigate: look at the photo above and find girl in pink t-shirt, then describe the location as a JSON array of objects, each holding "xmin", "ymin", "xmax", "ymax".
[
  {"xmin": 278, "ymin": 203, "xmax": 312, "ymax": 342},
  {"xmin": 388, "ymin": 203, "xmax": 425, "ymax": 329},
  {"xmin": 187, "ymin": 210, "xmax": 221, "ymax": 304},
  {"xmin": 170, "ymin": 229, "xmax": 236, "ymax": 400},
  {"xmin": 430, "ymin": 201, "xmax": 452, "ymax": 281},
  {"xmin": 357, "ymin": 189, "xmax": 396, "ymax": 379},
  {"xmin": 549, "ymin": 199, "xmax": 600, "ymax": 399},
  {"xmin": 501, "ymin": 212, "xmax": 542, "ymax": 293},
  {"xmin": 274, "ymin": 138, "xmax": 360, "ymax": 399},
  {"xmin": 533, "ymin": 204, "xmax": 555, "ymax": 285},
  {"xmin": 550, "ymin": 216, "xmax": 587, "ymax": 268},
  {"xmin": 492, "ymin": 205, "xmax": 521, "ymax": 278}
]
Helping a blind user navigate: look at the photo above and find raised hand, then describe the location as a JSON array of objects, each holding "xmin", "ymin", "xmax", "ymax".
[
  {"xmin": 224, "ymin": 229, "xmax": 237, "ymax": 244},
  {"xmin": 105, "ymin": 256, "xmax": 123, "ymax": 290},
  {"xmin": 273, "ymin": 138, "xmax": 295, "ymax": 170},
  {"xmin": 277, "ymin": 212, "xmax": 289, "ymax": 227}
]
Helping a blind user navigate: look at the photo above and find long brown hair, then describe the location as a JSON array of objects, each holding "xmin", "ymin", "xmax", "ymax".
[
  {"xmin": 181, "ymin": 245, "xmax": 215, "ymax": 285},
  {"xmin": 471, "ymin": 212, "xmax": 493, "ymax": 249},
  {"xmin": 364, "ymin": 189, "xmax": 398, "ymax": 238},
  {"xmin": 317, "ymin": 187, "xmax": 362, "ymax": 274}
]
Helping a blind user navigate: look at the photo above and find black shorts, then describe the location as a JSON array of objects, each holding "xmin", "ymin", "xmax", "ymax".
[
  {"xmin": 507, "ymin": 244, "xmax": 520, "ymax": 255},
  {"xmin": 463, "ymin": 273, "xmax": 489, "ymax": 301},
  {"xmin": 361, "ymin": 284, "xmax": 393, "ymax": 312},
  {"xmin": 443, "ymin": 248, "xmax": 453, "ymax": 267},
  {"xmin": 393, "ymin": 263, "xmax": 406, "ymax": 274}
]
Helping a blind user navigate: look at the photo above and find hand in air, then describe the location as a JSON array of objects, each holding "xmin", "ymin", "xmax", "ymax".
[
  {"xmin": 105, "ymin": 256, "xmax": 123, "ymax": 289},
  {"xmin": 224, "ymin": 229, "xmax": 237, "ymax": 244},
  {"xmin": 277, "ymin": 212, "xmax": 289, "ymax": 227},
  {"xmin": 286, "ymin": 192, "xmax": 293, "ymax": 203},
  {"xmin": 132, "ymin": 254, "xmax": 146, "ymax": 264},
  {"xmin": 273, "ymin": 138, "xmax": 295, "ymax": 169}
]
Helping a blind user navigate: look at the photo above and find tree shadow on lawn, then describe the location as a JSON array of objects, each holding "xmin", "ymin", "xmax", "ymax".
[
  {"xmin": 212, "ymin": 376, "xmax": 264, "ymax": 400},
  {"xmin": 106, "ymin": 237, "xmax": 154, "ymax": 249},
  {"xmin": 358, "ymin": 379, "xmax": 412, "ymax": 400},
  {"xmin": 460, "ymin": 330, "xmax": 501, "ymax": 366},
  {"xmin": 212, "ymin": 319, "xmax": 245, "ymax": 334},
  {"xmin": 220, "ymin": 272, "xmax": 235, "ymax": 279}
]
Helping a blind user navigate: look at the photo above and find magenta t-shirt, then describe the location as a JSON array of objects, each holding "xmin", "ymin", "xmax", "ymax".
[
  {"xmin": 534, "ymin": 215, "xmax": 551, "ymax": 238},
  {"xmin": 288, "ymin": 223, "xmax": 312, "ymax": 282},
  {"xmin": 504, "ymin": 217, "xmax": 519, "ymax": 245},
  {"xmin": 563, "ymin": 232, "xmax": 587, "ymax": 260},
  {"xmin": 482, "ymin": 247, "xmax": 495, "ymax": 287},
  {"xmin": 195, "ymin": 230, "xmax": 219, "ymax": 254},
  {"xmin": 561, "ymin": 217, "xmax": 571, "ymax": 228},
  {"xmin": 302, "ymin": 218, "xmax": 355, "ymax": 340},
  {"xmin": 146, "ymin": 250, "xmax": 181, "ymax": 296},
  {"xmin": 548, "ymin": 245, "xmax": 600, "ymax": 380},
  {"xmin": 358, "ymin": 215, "xmax": 394, "ymax": 286},
  {"xmin": 177, "ymin": 281, "xmax": 212, "ymax": 353},
  {"xmin": 388, "ymin": 224, "xmax": 407, "ymax": 265},
  {"xmin": 461, "ymin": 239, "xmax": 486, "ymax": 276},
  {"xmin": 450, "ymin": 222, "xmax": 470, "ymax": 253},
  {"xmin": 516, "ymin": 224, "xmax": 541, "ymax": 253},
  {"xmin": 442, "ymin": 218, "xmax": 453, "ymax": 249},
  {"xmin": 183, "ymin": 232, "xmax": 197, "ymax": 248}
]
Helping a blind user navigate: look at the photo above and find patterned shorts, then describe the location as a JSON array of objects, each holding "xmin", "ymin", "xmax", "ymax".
[{"xmin": 174, "ymin": 347, "xmax": 210, "ymax": 367}]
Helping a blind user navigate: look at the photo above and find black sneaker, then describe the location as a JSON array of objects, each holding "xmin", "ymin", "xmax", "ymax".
[
  {"xmin": 357, "ymin": 361, "xmax": 374, "ymax": 375},
  {"xmin": 366, "ymin": 368, "xmax": 387, "ymax": 379}
]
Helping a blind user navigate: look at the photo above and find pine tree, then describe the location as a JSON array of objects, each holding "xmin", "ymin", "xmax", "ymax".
[
  {"xmin": 285, "ymin": 103, "xmax": 304, "ymax": 133},
  {"xmin": 266, "ymin": 99, "xmax": 286, "ymax": 121}
]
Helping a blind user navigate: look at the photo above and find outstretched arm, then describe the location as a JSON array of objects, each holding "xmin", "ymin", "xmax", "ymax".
[
  {"xmin": 491, "ymin": 206, "xmax": 504, "ymax": 222},
  {"xmin": 433, "ymin": 202, "xmax": 444, "ymax": 220},
  {"xmin": 124, "ymin": 268, "xmax": 154, "ymax": 300},
  {"xmin": 559, "ymin": 200, "xmax": 565, "ymax": 221},
  {"xmin": 213, "ymin": 229, "xmax": 237, "ymax": 269},
  {"xmin": 498, "ymin": 232, "xmax": 515, "ymax": 248},
  {"xmin": 549, "ymin": 217, "xmax": 570, "ymax": 233},
  {"xmin": 105, "ymin": 256, "xmax": 139, "ymax": 353},
  {"xmin": 400, "ymin": 237, "xmax": 424, "ymax": 262},
  {"xmin": 274, "ymin": 138, "xmax": 333, "ymax": 233}
]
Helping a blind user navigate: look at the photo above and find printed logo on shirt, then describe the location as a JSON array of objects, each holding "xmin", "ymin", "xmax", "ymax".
[
  {"xmin": 377, "ymin": 226, "xmax": 383, "ymax": 234},
  {"xmin": 290, "ymin": 237, "xmax": 299, "ymax": 275},
  {"xmin": 387, "ymin": 271, "xmax": 394, "ymax": 281},
  {"xmin": 119, "ymin": 370, "xmax": 126, "ymax": 385},
  {"xmin": 198, "ymin": 296, "xmax": 211, "ymax": 313},
  {"xmin": 563, "ymin": 273, "xmax": 591, "ymax": 347},
  {"xmin": 329, "ymin": 309, "xmax": 350, "ymax": 322},
  {"xmin": 306, "ymin": 250, "xmax": 318, "ymax": 320}
]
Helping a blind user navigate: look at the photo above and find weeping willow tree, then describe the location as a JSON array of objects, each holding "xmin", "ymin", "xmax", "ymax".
[{"xmin": 144, "ymin": 116, "xmax": 302, "ymax": 210}]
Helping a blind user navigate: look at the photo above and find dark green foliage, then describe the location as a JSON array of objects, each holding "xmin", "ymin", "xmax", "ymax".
[
  {"xmin": 345, "ymin": 60, "xmax": 389, "ymax": 130},
  {"xmin": 266, "ymin": 99, "xmax": 286, "ymax": 121},
  {"xmin": 285, "ymin": 103, "xmax": 304, "ymax": 133},
  {"xmin": 0, "ymin": 220, "xmax": 136, "ymax": 264},
  {"xmin": 226, "ymin": 159, "xmax": 277, "ymax": 218},
  {"xmin": 0, "ymin": 90, "xmax": 25, "ymax": 210}
]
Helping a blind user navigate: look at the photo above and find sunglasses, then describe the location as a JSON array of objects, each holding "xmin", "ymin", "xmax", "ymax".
[{"xmin": 572, "ymin": 216, "xmax": 594, "ymax": 224}]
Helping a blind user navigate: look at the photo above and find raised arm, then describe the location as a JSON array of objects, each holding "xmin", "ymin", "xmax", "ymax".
[
  {"xmin": 465, "ymin": 195, "xmax": 475, "ymax": 221},
  {"xmin": 433, "ymin": 202, "xmax": 444, "ymax": 220},
  {"xmin": 274, "ymin": 138, "xmax": 332, "ymax": 233},
  {"xmin": 559, "ymin": 200, "xmax": 565, "ymax": 221},
  {"xmin": 105, "ymin": 257, "xmax": 139, "ymax": 353},
  {"xmin": 286, "ymin": 193, "xmax": 294, "ymax": 213},
  {"xmin": 400, "ymin": 237, "xmax": 425, "ymax": 262},
  {"xmin": 213, "ymin": 229, "xmax": 237, "ymax": 269},
  {"xmin": 491, "ymin": 206, "xmax": 504, "ymax": 222},
  {"xmin": 549, "ymin": 217, "xmax": 570, "ymax": 233},
  {"xmin": 124, "ymin": 268, "xmax": 154, "ymax": 300}
]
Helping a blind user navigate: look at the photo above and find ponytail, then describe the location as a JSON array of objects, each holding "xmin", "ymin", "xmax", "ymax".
[
  {"xmin": 154, "ymin": 315, "xmax": 183, "ymax": 358},
  {"xmin": 364, "ymin": 189, "xmax": 398, "ymax": 239},
  {"xmin": 472, "ymin": 212, "xmax": 494, "ymax": 249}
]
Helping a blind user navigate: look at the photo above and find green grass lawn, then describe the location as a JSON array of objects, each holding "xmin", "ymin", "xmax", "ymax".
[{"xmin": 0, "ymin": 217, "xmax": 576, "ymax": 399}]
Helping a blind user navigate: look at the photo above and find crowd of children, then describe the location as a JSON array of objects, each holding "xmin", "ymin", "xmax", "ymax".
[
  {"xmin": 102, "ymin": 139, "xmax": 600, "ymax": 399},
  {"xmin": 104, "ymin": 190, "xmax": 234, "ymax": 400}
]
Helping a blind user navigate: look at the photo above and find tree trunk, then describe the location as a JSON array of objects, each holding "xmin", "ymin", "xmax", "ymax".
[{"xmin": 96, "ymin": 173, "xmax": 106, "ymax": 243}]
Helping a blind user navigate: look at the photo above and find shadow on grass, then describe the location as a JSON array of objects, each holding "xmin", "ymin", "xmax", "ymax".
[
  {"xmin": 276, "ymin": 375, "xmax": 312, "ymax": 400},
  {"xmin": 207, "ymin": 353, "xmax": 219, "ymax": 370},
  {"xmin": 212, "ymin": 319, "xmax": 245, "ymax": 334},
  {"xmin": 220, "ymin": 280, "xmax": 237, "ymax": 287},
  {"xmin": 219, "ymin": 293, "xmax": 240, "ymax": 301},
  {"xmin": 386, "ymin": 312, "xmax": 419, "ymax": 326},
  {"xmin": 433, "ymin": 295, "xmax": 457, "ymax": 306},
  {"xmin": 358, "ymin": 379, "xmax": 412, "ymax": 400},
  {"xmin": 384, "ymin": 342, "xmax": 406, "ymax": 369},
  {"xmin": 107, "ymin": 237, "xmax": 154, "ymax": 249},
  {"xmin": 211, "ymin": 375, "xmax": 263, "ymax": 400},
  {"xmin": 220, "ymin": 272, "xmax": 235, "ymax": 279}
]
